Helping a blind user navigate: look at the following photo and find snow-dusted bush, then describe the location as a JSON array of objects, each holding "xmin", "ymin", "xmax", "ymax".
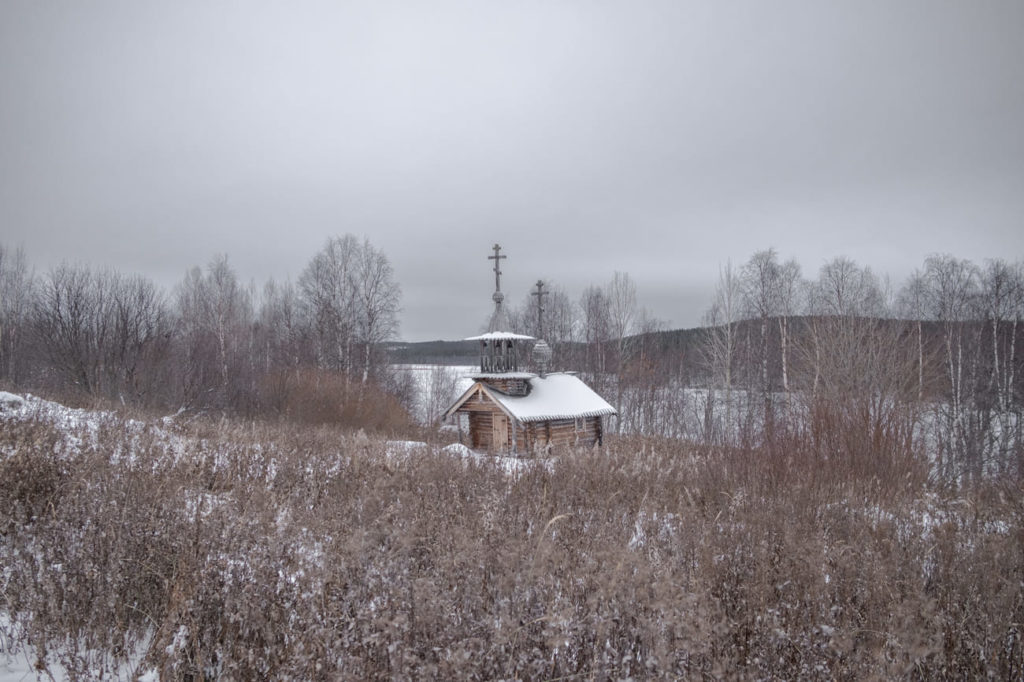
[{"xmin": 1, "ymin": 397, "xmax": 1022, "ymax": 679}]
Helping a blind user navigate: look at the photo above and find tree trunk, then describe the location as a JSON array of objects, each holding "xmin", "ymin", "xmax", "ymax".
[
  {"xmin": 917, "ymin": 319, "xmax": 924, "ymax": 402},
  {"xmin": 779, "ymin": 316, "xmax": 789, "ymax": 393}
]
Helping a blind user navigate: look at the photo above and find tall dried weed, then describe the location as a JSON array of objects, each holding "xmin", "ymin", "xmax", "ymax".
[{"xmin": 1, "ymin": 410, "xmax": 1021, "ymax": 679}]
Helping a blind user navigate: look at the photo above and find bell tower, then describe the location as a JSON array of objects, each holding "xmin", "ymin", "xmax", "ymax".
[{"xmin": 466, "ymin": 244, "xmax": 534, "ymax": 395}]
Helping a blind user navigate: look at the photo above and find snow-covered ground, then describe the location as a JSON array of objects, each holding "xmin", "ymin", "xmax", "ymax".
[
  {"xmin": 384, "ymin": 439, "xmax": 548, "ymax": 474},
  {"xmin": 0, "ymin": 396, "xmax": 156, "ymax": 681},
  {"xmin": 0, "ymin": 391, "xmax": 549, "ymax": 680},
  {"xmin": 0, "ymin": 615, "xmax": 155, "ymax": 682},
  {"xmin": 2, "ymin": 388, "xmax": 1019, "ymax": 678}
]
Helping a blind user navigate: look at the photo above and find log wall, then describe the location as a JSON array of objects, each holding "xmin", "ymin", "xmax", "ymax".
[
  {"xmin": 517, "ymin": 416, "xmax": 604, "ymax": 452},
  {"xmin": 454, "ymin": 385, "xmax": 607, "ymax": 454},
  {"xmin": 461, "ymin": 387, "xmax": 512, "ymax": 451},
  {"xmin": 474, "ymin": 376, "xmax": 529, "ymax": 396}
]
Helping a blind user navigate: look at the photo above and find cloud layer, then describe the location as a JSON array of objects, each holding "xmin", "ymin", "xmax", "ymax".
[{"xmin": 2, "ymin": 1, "xmax": 1022, "ymax": 340}]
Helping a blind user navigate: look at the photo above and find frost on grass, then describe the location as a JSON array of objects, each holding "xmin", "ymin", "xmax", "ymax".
[{"xmin": 1, "ymin": 394, "xmax": 1023, "ymax": 679}]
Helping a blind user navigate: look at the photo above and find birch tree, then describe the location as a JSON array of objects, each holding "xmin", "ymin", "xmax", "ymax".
[
  {"xmin": 175, "ymin": 256, "xmax": 253, "ymax": 409},
  {"xmin": 299, "ymin": 235, "xmax": 359, "ymax": 375},
  {"xmin": 805, "ymin": 257, "xmax": 887, "ymax": 398},
  {"xmin": 518, "ymin": 281, "xmax": 578, "ymax": 368},
  {"xmin": 898, "ymin": 269, "xmax": 930, "ymax": 401},
  {"xmin": 579, "ymin": 285, "xmax": 612, "ymax": 397},
  {"xmin": 978, "ymin": 259, "xmax": 1023, "ymax": 474},
  {"xmin": 256, "ymin": 278, "xmax": 305, "ymax": 373},
  {"xmin": 741, "ymin": 249, "xmax": 783, "ymax": 435},
  {"xmin": 606, "ymin": 271, "xmax": 637, "ymax": 432},
  {"xmin": 607, "ymin": 271, "xmax": 637, "ymax": 364},
  {"xmin": 701, "ymin": 261, "xmax": 742, "ymax": 443},
  {"xmin": 298, "ymin": 235, "xmax": 401, "ymax": 385},
  {"xmin": 776, "ymin": 258, "xmax": 802, "ymax": 394},
  {"xmin": 352, "ymin": 238, "xmax": 401, "ymax": 384},
  {"xmin": 922, "ymin": 254, "xmax": 980, "ymax": 479},
  {"xmin": 809, "ymin": 256, "xmax": 886, "ymax": 318}
]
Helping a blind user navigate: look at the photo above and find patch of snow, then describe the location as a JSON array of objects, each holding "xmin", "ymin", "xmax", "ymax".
[
  {"xmin": 0, "ymin": 392, "xmax": 25, "ymax": 412},
  {"xmin": 440, "ymin": 443, "xmax": 474, "ymax": 458},
  {"xmin": 166, "ymin": 625, "xmax": 189, "ymax": 657},
  {"xmin": 1, "ymin": 613, "xmax": 155, "ymax": 682},
  {"xmin": 628, "ymin": 517, "xmax": 646, "ymax": 551},
  {"xmin": 384, "ymin": 440, "xmax": 430, "ymax": 461}
]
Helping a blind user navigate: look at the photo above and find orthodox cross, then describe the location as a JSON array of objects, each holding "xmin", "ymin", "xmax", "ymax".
[
  {"xmin": 488, "ymin": 243, "xmax": 506, "ymax": 293},
  {"xmin": 531, "ymin": 279, "xmax": 548, "ymax": 337}
]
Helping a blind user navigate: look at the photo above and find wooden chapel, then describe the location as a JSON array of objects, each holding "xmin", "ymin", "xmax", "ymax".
[{"xmin": 444, "ymin": 244, "xmax": 616, "ymax": 454}]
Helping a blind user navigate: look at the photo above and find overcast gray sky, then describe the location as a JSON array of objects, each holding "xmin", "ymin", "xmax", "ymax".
[{"xmin": 2, "ymin": 1, "xmax": 1022, "ymax": 341}]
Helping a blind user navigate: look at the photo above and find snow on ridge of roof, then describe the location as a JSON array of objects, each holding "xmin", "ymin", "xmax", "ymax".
[
  {"xmin": 464, "ymin": 331, "xmax": 536, "ymax": 341},
  {"xmin": 493, "ymin": 373, "xmax": 617, "ymax": 422}
]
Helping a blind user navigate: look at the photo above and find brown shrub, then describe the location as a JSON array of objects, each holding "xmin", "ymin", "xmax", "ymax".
[
  {"xmin": 1, "ymin": 409, "xmax": 1021, "ymax": 679},
  {"xmin": 253, "ymin": 368, "xmax": 415, "ymax": 435}
]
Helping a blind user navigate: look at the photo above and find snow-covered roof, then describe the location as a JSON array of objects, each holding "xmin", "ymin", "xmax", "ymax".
[
  {"xmin": 464, "ymin": 331, "xmax": 535, "ymax": 341},
  {"xmin": 446, "ymin": 373, "xmax": 616, "ymax": 422},
  {"xmin": 503, "ymin": 373, "xmax": 616, "ymax": 421}
]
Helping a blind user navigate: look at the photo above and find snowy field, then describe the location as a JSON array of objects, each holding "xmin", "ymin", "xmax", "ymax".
[
  {"xmin": 2, "ymin": 389, "xmax": 1021, "ymax": 678},
  {"xmin": 0, "ymin": 391, "xmax": 548, "ymax": 680},
  {"xmin": 1, "ymin": 614, "xmax": 156, "ymax": 682}
]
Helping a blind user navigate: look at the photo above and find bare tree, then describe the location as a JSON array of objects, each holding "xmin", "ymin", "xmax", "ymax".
[
  {"xmin": 175, "ymin": 256, "xmax": 253, "ymax": 409},
  {"xmin": 256, "ymin": 278, "xmax": 305, "ymax": 373},
  {"xmin": 622, "ymin": 308, "xmax": 667, "ymax": 436},
  {"xmin": 579, "ymin": 285, "xmax": 611, "ymax": 386},
  {"xmin": 897, "ymin": 269, "xmax": 930, "ymax": 401},
  {"xmin": 31, "ymin": 264, "xmax": 168, "ymax": 401},
  {"xmin": 511, "ymin": 280, "xmax": 578, "ymax": 369},
  {"xmin": 776, "ymin": 258, "xmax": 802, "ymax": 394},
  {"xmin": 299, "ymin": 235, "xmax": 359, "ymax": 375},
  {"xmin": 607, "ymin": 271, "xmax": 637, "ymax": 360},
  {"xmin": 701, "ymin": 261, "xmax": 743, "ymax": 443},
  {"xmin": 806, "ymin": 257, "xmax": 888, "ymax": 397},
  {"xmin": 794, "ymin": 311, "xmax": 924, "ymax": 478},
  {"xmin": 808, "ymin": 256, "xmax": 886, "ymax": 318},
  {"xmin": 352, "ymin": 238, "xmax": 401, "ymax": 384},
  {"xmin": 32, "ymin": 264, "xmax": 110, "ymax": 395},
  {"xmin": 0, "ymin": 244, "xmax": 34, "ymax": 384},
  {"xmin": 977, "ymin": 259, "xmax": 1024, "ymax": 475},
  {"xmin": 921, "ymin": 254, "xmax": 981, "ymax": 479},
  {"xmin": 423, "ymin": 364, "xmax": 460, "ymax": 427},
  {"xmin": 105, "ymin": 273, "xmax": 170, "ymax": 404},
  {"xmin": 606, "ymin": 271, "xmax": 637, "ymax": 431},
  {"xmin": 546, "ymin": 286, "xmax": 580, "ymax": 370},
  {"xmin": 501, "ymin": 297, "xmax": 531, "ymax": 337},
  {"xmin": 741, "ymin": 249, "xmax": 783, "ymax": 436},
  {"xmin": 298, "ymin": 235, "xmax": 401, "ymax": 387}
]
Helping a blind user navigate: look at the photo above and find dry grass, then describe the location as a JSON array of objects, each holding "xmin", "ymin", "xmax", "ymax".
[{"xmin": 1, "ymin": 408, "xmax": 1022, "ymax": 680}]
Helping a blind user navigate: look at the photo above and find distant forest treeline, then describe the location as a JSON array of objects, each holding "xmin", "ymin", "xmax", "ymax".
[
  {"xmin": 2, "ymin": 241, "xmax": 1023, "ymax": 479},
  {"xmin": 0, "ymin": 236, "xmax": 412, "ymax": 430},
  {"xmin": 406, "ymin": 250, "xmax": 1024, "ymax": 481}
]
